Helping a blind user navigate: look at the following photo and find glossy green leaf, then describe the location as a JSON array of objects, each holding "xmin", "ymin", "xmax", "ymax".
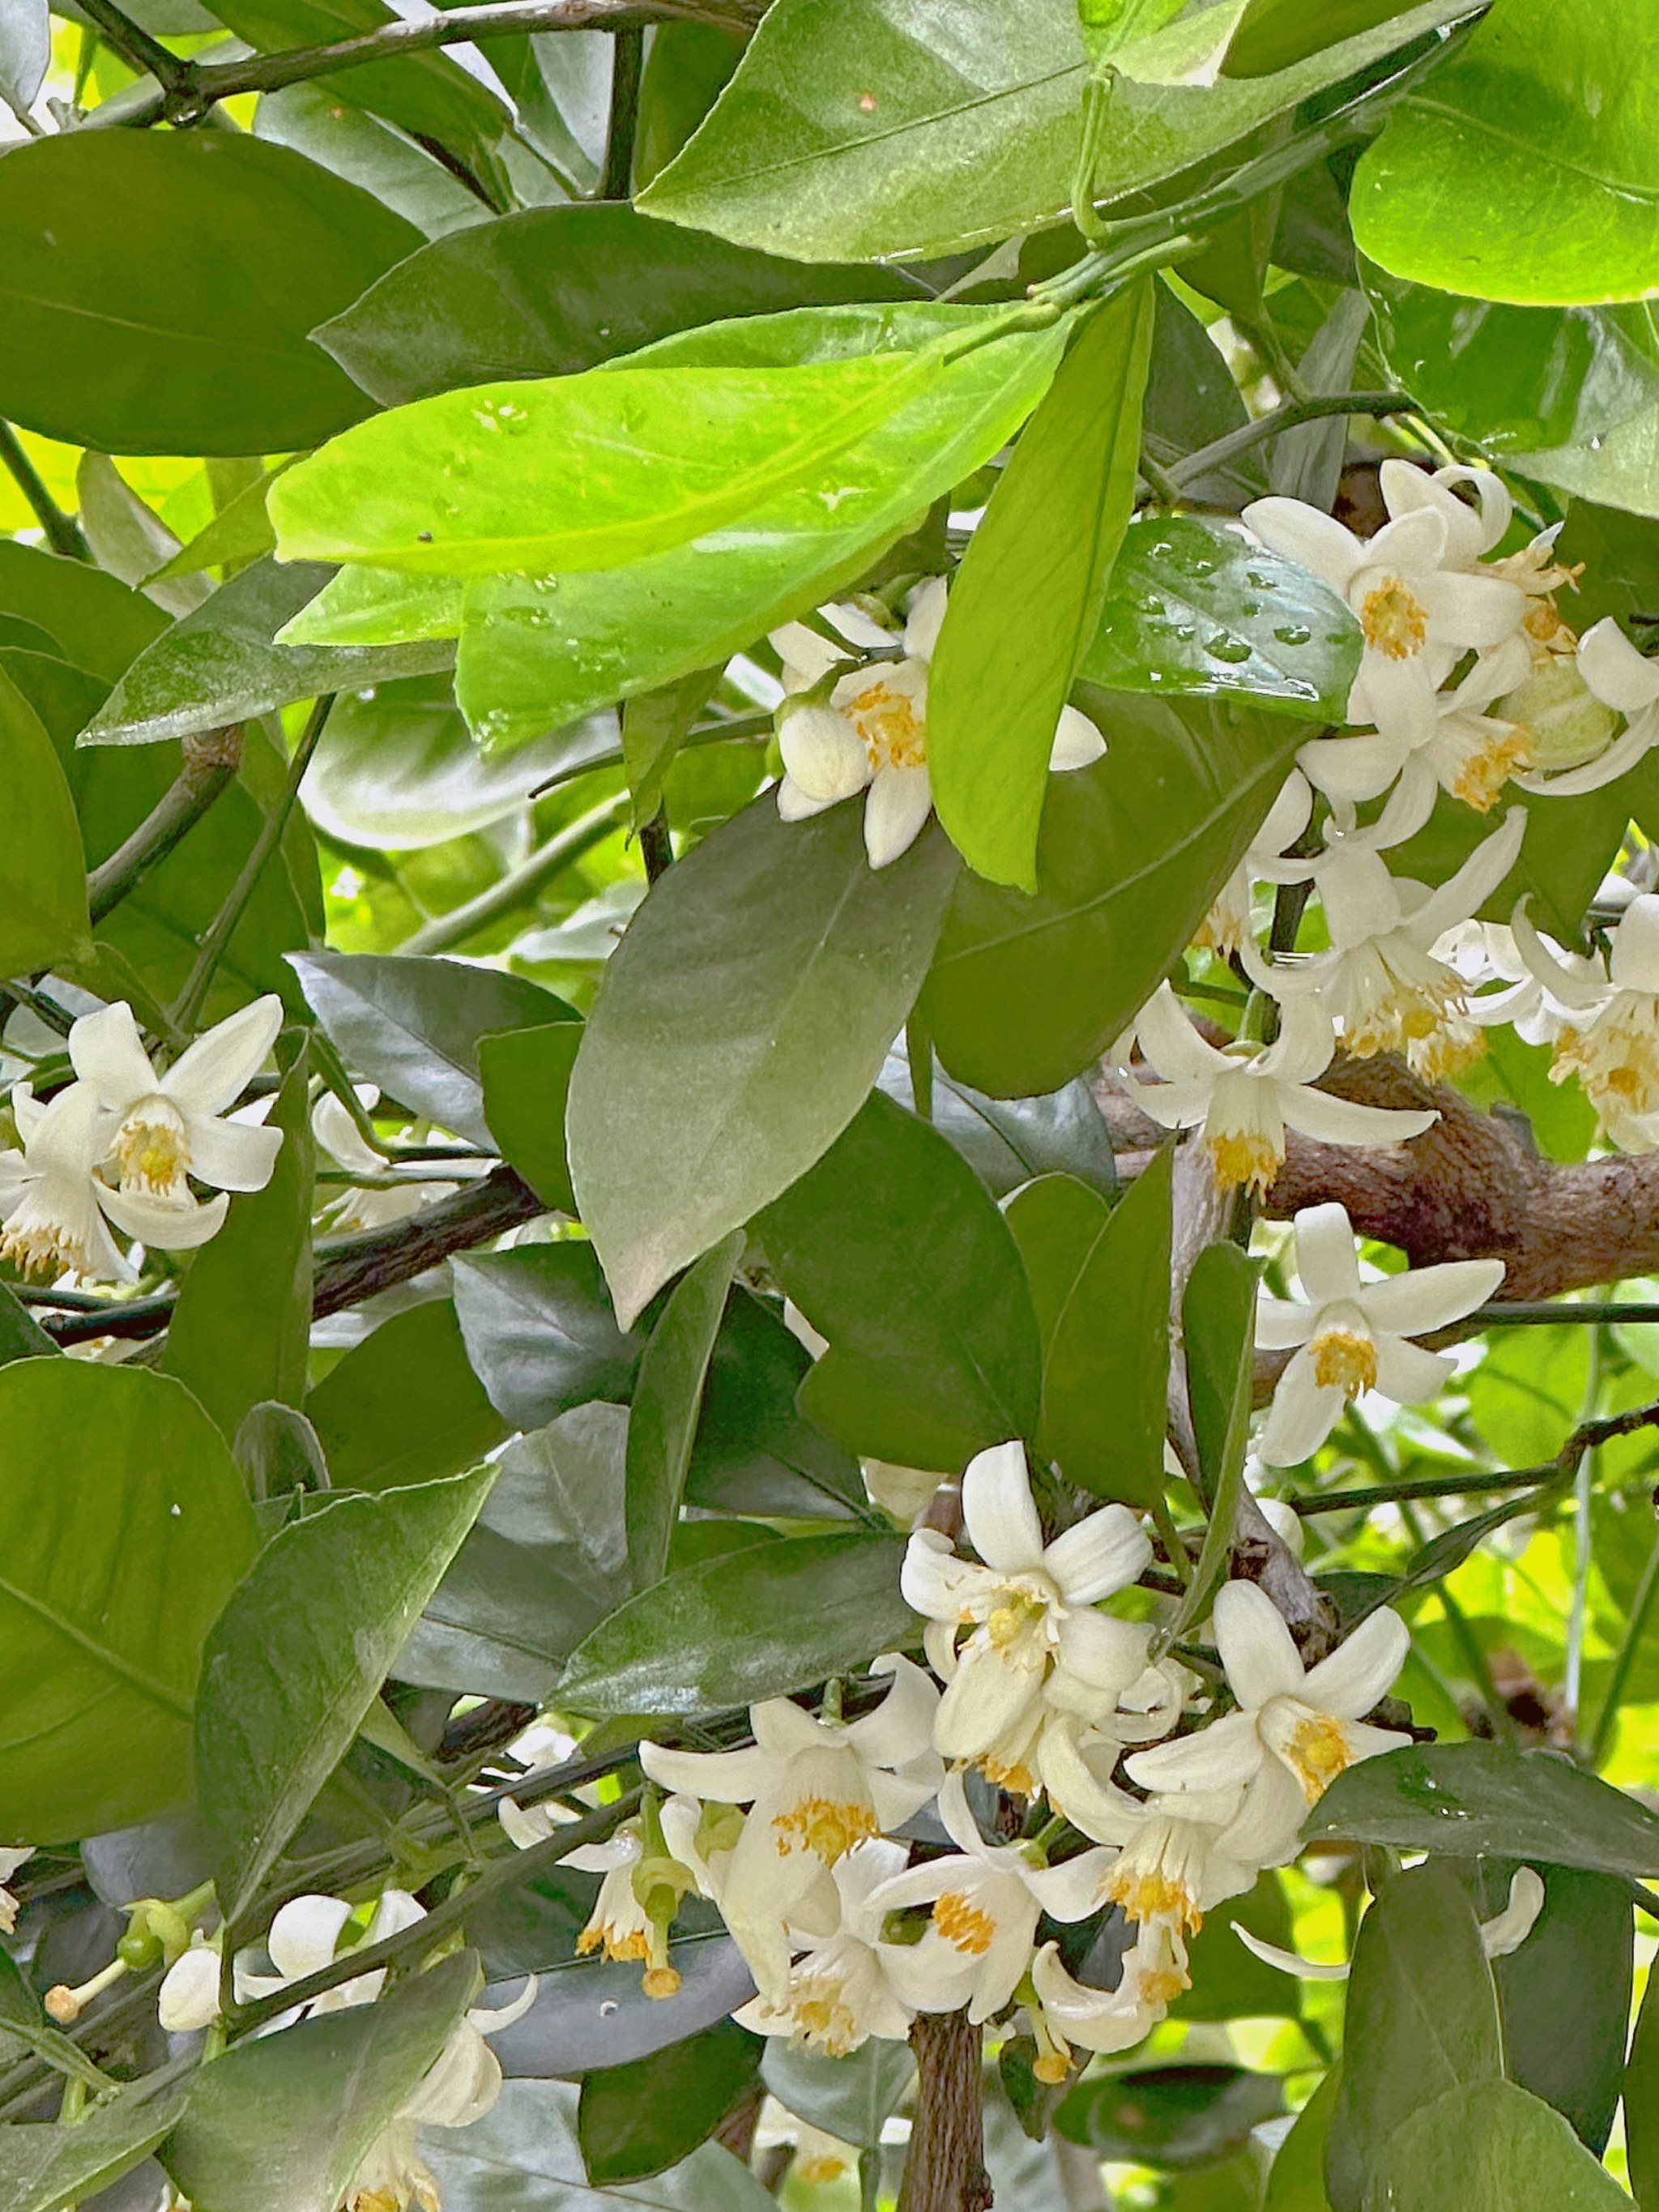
[
  {"xmin": 0, "ymin": 666, "xmax": 89, "ymax": 975},
  {"xmin": 761, "ymin": 2039, "xmax": 915, "ymax": 2149},
  {"xmin": 627, "ymin": 1233, "xmax": 744, "ymax": 1590},
  {"xmin": 569, "ymin": 799, "xmax": 960, "ymax": 1330},
  {"xmin": 198, "ymin": 1463, "xmax": 494, "ymax": 1920},
  {"xmin": 1328, "ymin": 1860, "xmax": 1501, "ymax": 2210},
  {"xmin": 1264, "ymin": 2066, "xmax": 1338, "ymax": 2210},
  {"xmin": 1624, "ymin": 1952, "xmax": 1659, "ymax": 2209},
  {"xmin": 0, "ymin": 540, "xmax": 166, "ymax": 685},
  {"xmin": 150, "ymin": 463, "xmax": 284, "ymax": 584},
  {"xmin": 450, "ymin": 1244, "xmax": 640, "ymax": 1433},
  {"xmin": 557, "ymin": 1531, "xmax": 912, "ymax": 1719},
  {"xmin": 236, "ymin": 1400, "xmax": 331, "ymax": 1504},
  {"xmin": 918, "ymin": 693, "xmax": 1303, "ymax": 1095},
  {"xmin": 1352, "ymin": 0, "xmax": 1659, "ymax": 306},
  {"xmin": 315, "ymin": 201, "xmax": 915, "ymax": 406},
  {"xmin": 578, "ymin": 2018, "xmax": 762, "ymax": 2184},
  {"xmin": 306, "ymin": 1299, "xmax": 509, "ymax": 1493},
  {"xmin": 686, "ymin": 1287, "xmax": 865, "ymax": 1522},
  {"xmin": 0, "ymin": 1361, "xmax": 258, "ymax": 1842},
  {"xmin": 1004, "ymin": 1150, "xmax": 1172, "ymax": 1505},
  {"xmin": 398, "ymin": 1405, "xmax": 630, "ymax": 1705},
  {"xmin": 890, "ymin": 1055, "xmax": 1120, "ymax": 1200},
  {"xmin": 163, "ymin": 1041, "xmax": 314, "ymax": 1445},
  {"xmin": 1224, "ymin": 0, "xmax": 1422, "ymax": 74},
  {"xmin": 271, "ymin": 347, "xmax": 946, "ymax": 579},
  {"xmin": 1165, "ymin": 1241, "xmax": 1256, "ymax": 1642},
  {"xmin": 163, "ymin": 1949, "xmax": 477, "ymax": 2212},
  {"xmin": 0, "ymin": 1284, "xmax": 56, "ymax": 1368},
  {"xmin": 759, "ymin": 1091, "xmax": 1043, "ymax": 1473},
  {"xmin": 0, "ymin": 133, "xmax": 417, "ymax": 453},
  {"xmin": 1361, "ymin": 2079, "xmax": 1631, "ymax": 2211},
  {"xmin": 621, "ymin": 667, "xmax": 721, "ymax": 830},
  {"xmin": 480, "ymin": 1022, "xmax": 582, "ymax": 1213},
  {"xmin": 639, "ymin": 0, "xmax": 1471, "ymax": 263},
  {"xmin": 1058, "ymin": 2062, "xmax": 1284, "ymax": 2167},
  {"xmin": 1308, "ymin": 1743, "xmax": 1659, "ymax": 1875},
  {"xmin": 930, "ymin": 284, "xmax": 1154, "ymax": 889},
  {"xmin": 83, "ymin": 557, "xmax": 454, "ymax": 748},
  {"xmin": 1172, "ymin": 1869, "xmax": 1300, "ymax": 2024},
  {"xmin": 1143, "ymin": 284, "xmax": 1264, "ymax": 505},
  {"xmin": 0, "ymin": 2088, "xmax": 186, "ymax": 2212},
  {"xmin": 292, "ymin": 950, "xmax": 576, "ymax": 1149},
  {"xmin": 1081, "ymin": 515, "xmax": 1361, "ymax": 715}
]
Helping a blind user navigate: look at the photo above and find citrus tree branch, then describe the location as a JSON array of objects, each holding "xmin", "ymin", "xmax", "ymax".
[{"xmin": 87, "ymin": 727, "xmax": 245, "ymax": 924}]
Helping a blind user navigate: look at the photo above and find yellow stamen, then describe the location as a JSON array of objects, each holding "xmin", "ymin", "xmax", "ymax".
[
  {"xmin": 772, "ymin": 1797, "xmax": 878, "ymax": 1864},
  {"xmin": 1136, "ymin": 1964, "xmax": 1190, "ymax": 2008},
  {"xmin": 979, "ymin": 1756, "xmax": 1038, "ymax": 1799},
  {"xmin": 1309, "ymin": 1327, "xmax": 1379, "ymax": 1398},
  {"xmin": 1284, "ymin": 1714, "xmax": 1354, "ymax": 1803},
  {"xmin": 798, "ymin": 2153, "xmax": 851, "ymax": 2185},
  {"xmin": 1205, "ymin": 1129, "xmax": 1282, "ymax": 1196},
  {"xmin": 0, "ymin": 1222, "xmax": 88, "ymax": 1279},
  {"xmin": 578, "ymin": 1922, "xmax": 649, "ymax": 1962},
  {"xmin": 794, "ymin": 1978, "xmax": 859, "ymax": 2056},
  {"xmin": 114, "ymin": 1116, "xmax": 190, "ymax": 1195},
  {"xmin": 843, "ymin": 678, "xmax": 927, "ymax": 771},
  {"xmin": 1105, "ymin": 1868, "xmax": 1203, "ymax": 1935},
  {"xmin": 1360, "ymin": 576, "xmax": 1428, "ymax": 660},
  {"xmin": 1449, "ymin": 727, "xmax": 1531, "ymax": 812},
  {"xmin": 935, "ymin": 1892, "xmax": 997, "ymax": 1956}
]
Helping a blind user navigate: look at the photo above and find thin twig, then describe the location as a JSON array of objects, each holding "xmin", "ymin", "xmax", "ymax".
[
  {"xmin": 87, "ymin": 728, "xmax": 244, "ymax": 924},
  {"xmin": 0, "ymin": 423, "xmax": 89, "ymax": 561},
  {"xmin": 599, "ymin": 23, "xmax": 644, "ymax": 199},
  {"xmin": 1476, "ymin": 1300, "xmax": 1659, "ymax": 1327},
  {"xmin": 401, "ymin": 791, "xmax": 629, "ymax": 955},
  {"xmin": 1170, "ymin": 391, "xmax": 1413, "ymax": 492},
  {"xmin": 74, "ymin": 0, "xmax": 191, "ymax": 90},
  {"xmin": 1287, "ymin": 1466, "xmax": 1561, "ymax": 1515}
]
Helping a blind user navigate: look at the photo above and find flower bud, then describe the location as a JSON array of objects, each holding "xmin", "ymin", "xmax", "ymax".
[{"xmin": 1499, "ymin": 655, "xmax": 1620, "ymax": 772}]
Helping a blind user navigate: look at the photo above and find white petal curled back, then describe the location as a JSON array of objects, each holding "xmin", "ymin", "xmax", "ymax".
[
  {"xmin": 961, "ymin": 1441, "xmax": 1044, "ymax": 1572},
  {"xmin": 1578, "ymin": 617, "xmax": 1659, "ymax": 716}
]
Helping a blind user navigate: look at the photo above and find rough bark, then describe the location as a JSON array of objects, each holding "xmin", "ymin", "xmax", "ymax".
[{"xmin": 898, "ymin": 2010, "xmax": 992, "ymax": 2212}]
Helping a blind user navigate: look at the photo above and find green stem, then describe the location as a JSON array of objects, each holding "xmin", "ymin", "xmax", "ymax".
[
  {"xmin": 170, "ymin": 697, "xmax": 333, "ymax": 1035},
  {"xmin": 1171, "ymin": 391, "xmax": 1412, "ymax": 491},
  {"xmin": 1475, "ymin": 1300, "xmax": 1659, "ymax": 1327},
  {"xmin": 1151, "ymin": 1491, "xmax": 1192, "ymax": 1588},
  {"xmin": 637, "ymin": 809, "xmax": 673, "ymax": 883},
  {"xmin": 599, "ymin": 23, "xmax": 644, "ymax": 198},
  {"xmin": 1565, "ymin": 1326, "xmax": 1603, "ymax": 1732},
  {"xmin": 401, "ymin": 790, "xmax": 629, "ymax": 955},
  {"xmin": 87, "ymin": 728, "xmax": 243, "ymax": 924},
  {"xmin": 1290, "ymin": 1467, "xmax": 1559, "ymax": 1514},
  {"xmin": 73, "ymin": 0, "xmax": 190, "ymax": 90},
  {"xmin": 1588, "ymin": 1533, "xmax": 1659, "ymax": 1770},
  {"xmin": 0, "ymin": 423, "xmax": 89, "ymax": 561}
]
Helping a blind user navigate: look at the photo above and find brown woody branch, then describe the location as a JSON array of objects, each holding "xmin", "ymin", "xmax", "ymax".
[{"xmin": 899, "ymin": 2010, "xmax": 992, "ymax": 2212}]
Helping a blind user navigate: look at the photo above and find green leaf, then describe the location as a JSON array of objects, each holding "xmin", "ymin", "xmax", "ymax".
[
  {"xmin": 0, "ymin": 2088, "xmax": 186, "ymax": 2212},
  {"xmin": 163, "ymin": 1949, "xmax": 478, "ymax": 2212},
  {"xmin": 1057, "ymin": 2062, "xmax": 1285, "ymax": 2168},
  {"xmin": 0, "ymin": 1284, "xmax": 57, "ymax": 1368},
  {"xmin": 1080, "ymin": 515, "xmax": 1361, "ymax": 715},
  {"xmin": 0, "ymin": 540, "xmax": 167, "ymax": 685},
  {"xmin": 451, "ymin": 1245, "xmax": 640, "ymax": 1433},
  {"xmin": 0, "ymin": 133, "xmax": 417, "ymax": 454},
  {"xmin": 1360, "ymin": 2079, "xmax": 1631, "ymax": 2211},
  {"xmin": 314, "ymin": 201, "xmax": 916, "ymax": 407},
  {"xmin": 622, "ymin": 668, "xmax": 721, "ymax": 830},
  {"xmin": 1164, "ymin": 1241, "xmax": 1256, "ymax": 1642},
  {"xmin": 1328, "ymin": 1860, "xmax": 1502, "ymax": 2210},
  {"xmin": 419, "ymin": 302, "xmax": 1064, "ymax": 750},
  {"xmin": 1307, "ymin": 1744, "xmax": 1659, "ymax": 1877},
  {"xmin": 197, "ymin": 1464, "xmax": 495, "ymax": 1921},
  {"xmin": 0, "ymin": 1361, "xmax": 257, "ymax": 1841},
  {"xmin": 271, "ymin": 346, "xmax": 947, "ymax": 579},
  {"xmin": 292, "ymin": 950, "xmax": 576, "ymax": 1149},
  {"xmin": 82, "ymin": 557, "xmax": 454, "ymax": 748},
  {"xmin": 638, "ymin": 0, "xmax": 1472, "ymax": 263},
  {"xmin": 761, "ymin": 2039, "xmax": 915, "ymax": 2148},
  {"xmin": 0, "ymin": 666, "xmax": 89, "ymax": 974},
  {"xmin": 305, "ymin": 1300, "xmax": 508, "ymax": 1493},
  {"xmin": 687, "ymin": 1287, "xmax": 865, "ymax": 1522},
  {"xmin": 627, "ymin": 1234, "xmax": 744, "ymax": 1591},
  {"xmin": 557, "ymin": 1531, "xmax": 912, "ymax": 1719},
  {"xmin": 1263, "ymin": 2067, "xmax": 1338, "ymax": 2211},
  {"xmin": 918, "ymin": 694, "xmax": 1302, "ymax": 1094},
  {"xmin": 480, "ymin": 1022, "xmax": 582, "ymax": 1213},
  {"xmin": 236, "ymin": 1400, "xmax": 331, "ymax": 1504},
  {"xmin": 1004, "ymin": 1151, "xmax": 1172, "ymax": 1505},
  {"xmin": 930, "ymin": 283, "xmax": 1154, "ymax": 890},
  {"xmin": 1353, "ymin": 0, "xmax": 1659, "ymax": 306},
  {"xmin": 1171, "ymin": 1869, "xmax": 1301, "ymax": 2024},
  {"xmin": 569, "ymin": 799, "xmax": 960, "ymax": 1330},
  {"xmin": 163, "ymin": 1040, "xmax": 314, "ymax": 1445},
  {"xmin": 1624, "ymin": 1950, "xmax": 1659, "ymax": 2210},
  {"xmin": 759, "ymin": 1091, "xmax": 1043, "ymax": 1473},
  {"xmin": 578, "ymin": 2019, "xmax": 762, "ymax": 2184},
  {"xmin": 149, "ymin": 463, "xmax": 285, "ymax": 584},
  {"xmin": 1224, "ymin": 0, "xmax": 1424, "ymax": 75}
]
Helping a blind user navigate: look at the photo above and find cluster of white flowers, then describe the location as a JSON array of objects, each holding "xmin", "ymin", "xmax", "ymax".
[{"xmin": 0, "ymin": 997, "xmax": 284, "ymax": 1284}]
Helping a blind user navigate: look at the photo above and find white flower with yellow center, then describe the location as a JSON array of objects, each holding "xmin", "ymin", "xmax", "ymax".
[
  {"xmin": 901, "ymin": 1441, "xmax": 1152, "ymax": 1797},
  {"xmin": 734, "ymin": 1838, "xmax": 975, "ymax": 2056},
  {"xmin": 1124, "ymin": 1582, "xmax": 1411, "ymax": 1868},
  {"xmin": 1192, "ymin": 771, "xmax": 1313, "ymax": 956},
  {"xmin": 638, "ymin": 1656, "xmax": 939, "ymax": 2002},
  {"xmin": 345, "ymin": 1979, "xmax": 538, "ymax": 2212},
  {"xmin": 1441, "ymin": 919, "xmax": 1593, "ymax": 1048},
  {"xmin": 312, "ymin": 1085, "xmax": 458, "ymax": 1232},
  {"xmin": 1248, "ymin": 807, "xmax": 1527, "ymax": 1081},
  {"xmin": 870, "ymin": 1770, "xmax": 1116, "ymax": 2024},
  {"xmin": 1117, "ymin": 986, "xmax": 1439, "ymax": 1197},
  {"xmin": 527, "ymin": 1817, "xmax": 696, "ymax": 2001},
  {"xmin": 1509, "ymin": 617, "xmax": 1659, "ymax": 796},
  {"xmin": 1513, "ymin": 892, "xmax": 1659, "ymax": 1147},
  {"xmin": 1255, "ymin": 1202, "xmax": 1504, "ymax": 1466},
  {"xmin": 69, "ymin": 994, "xmax": 284, "ymax": 1233},
  {"xmin": 1299, "ymin": 635, "xmax": 1535, "ymax": 816},
  {"xmin": 0, "ymin": 1081, "xmax": 130, "ymax": 1283},
  {"xmin": 1243, "ymin": 482, "xmax": 1525, "ymax": 748},
  {"xmin": 772, "ymin": 577, "xmax": 1106, "ymax": 868}
]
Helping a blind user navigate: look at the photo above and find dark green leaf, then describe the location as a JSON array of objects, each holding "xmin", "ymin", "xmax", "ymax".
[
  {"xmin": 919, "ymin": 693, "xmax": 1302, "ymax": 1095},
  {"xmin": 1081, "ymin": 515, "xmax": 1360, "ymax": 715},
  {"xmin": 569, "ymin": 800, "xmax": 960, "ymax": 1330},
  {"xmin": 557, "ymin": 1531, "xmax": 912, "ymax": 1719},
  {"xmin": 306, "ymin": 1299, "xmax": 510, "ymax": 1493},
  {"xmin": 163, "ymin": 1949, "xmax": 477, "ymax": 2212},
  {"xmin": 1624, "ymin": 1949, "xmax": 1659, "ymax": 2210},
  {"xmin": 1004, "ymin": 1151, "xmax": 1171, "ymax": 1505},
  {"xmin": 1360, "ymin": 2079, "xmax": 1631, "ymax": 2211},
  {"xmin": 480, "ymin": 1023, "xmax": 582, "ymax": 1213},
  {"xmin": 163, "ymin": 1040, "xmax": 314, "ymax": 1445},
  {"xmin": 1263, "ymin": 2067, "xmax": 1338, "ymax": 2212},
  {"xmin": 0, "ymin": 540, "xmax": 166, "ymax": 685},
  {"xmin": 1307, "ymin": 1743, "xmax": 1659, "ymax": 1876},
  {"xmin": 761, "ymin": 2039, "xmax": 915, "ymax": 2149},
  {"xmin": 621, "ymin": 667, "xmax": 721, "ymax": 830},
  {"xmin": 635, "ymin": 22, "xmax": 746, "ymax": 187},
  {"xmin": 1057, "ymin": 2063, "xmax": 1285, "ymax": 2168},
  {"xmin": 0, "ymin": 668, "xmax": 89, "ymax": 974},
  {"xmin": 0, "ymin": 1362, "xmax": 257, "ymax": 1841},
  {"xmin": 578, "ymin": 2019, "xmax": 762, "ymax": 2184},
  {"xmin": 198, "ymin": 1463, "xmax": 494, "ymax": 1920},
  {"xmin": 0, "ymin": 1285, "xmax": 56, "ymax": 1368},
  {"xmin": 315, "ymin": 201, "xmax": 915, "ymax": 406},
  {"xmin": 1328, "ymin": 1860, "xmax": 1501, "ymax": 2210},
  {"xmin": 685, "ymin": 1287, "xmax": 864, "ymax": 1522},
  {"xmin": 1143, "ymin": 283, "xmax": 1264, "ymax": 506},
  {"xmin": 760, "ymin": 1091, "xmax": 1042, "ymax": 1472},
  {"xmin": 451, "ymin": 1244, "xmax": 639, "ymax": 1433},
  {"xmin": 1224, "ymin": 0, "xmax": 1421, "ymax": 75},
  {"xmin": 638, "ymin": 0, "xmax": 1470, "ymax": 263},
  {"xmin": 292, "ymin": 950, "xmax": 576, "ymax": 1148},
  {"xmin": 627, "ymin": 1234, "xmax": 744, "ymax": 1590},
  {"xmin": 0, "ymin": 133, "xmax": 417, "ymax": 454},
  {"xmin": 1352, "ymin": 0, "xmax": 1659, "ymax": 306},
  {"xmin": 0, "ymin": 2088, "xmax": 186, "ymax": 2212},
  {"xmin": 83, "ymin": 557, "xmax": 454, "ymax": 748},
  {"xmin": 1183, "ymin": 1237, "xmax": 1259, "ymax": 1508},
  {"xmin": 1171, "ymin": 1870, "xmax": 1301, "ymax": 2024},
  {"xmin": 930, "ymin": 283, "xmax": 1154, "ymax": 890},
  {"xmin": 235, "ymin": 1399, "xmax": 331, "ymax": 1503}
]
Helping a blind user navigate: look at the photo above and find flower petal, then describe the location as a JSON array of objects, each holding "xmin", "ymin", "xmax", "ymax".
[
  {"xmin": 1123, "ymin": 1708, "xmax": 1263, "ymax": 1796},
  {"xmin": 185, "ymin": 1113, "xmax": 284, "ymax": 1194},
  {"xmin": 267, "ymin": 1893, "xmax": 353, "ymax": 1982},
  {"xmin": 1292, "ymin": 1202, "xmax": 1363, "ymax": 1308},
  {"xmin": 777, "ymin": 775, "xmax": 838, "ymax": 822},
  {"xmin": 862, "ymin": 764, "xmax": 933, "ymax": 869},
  {"xmin": 903, "ymin": 576, "xmax": 949, "ymax": 661},
  {"xmin": 1258, "ymin": 1346, "xmax": 1346, "ymax": 1467},
  {"xmin": 1281, "ymin": 1085, "xmax": 1438, "ymax": 1150},
  {"xmin": 1360, "ymin": 1258, "xmax": 1505, "ymax": 1338},
  {"xmin": 962, "ymin": 1441, "xmax": 1043, "ymax": 1571},
  {"xmin": 1214, "ymin": 1581, "xmax": 1305, "ymax": 1706},
  {"xmin": 779, "ymin": 704, "xmax": 870, "ymax": 803},
  {"xmin": 1578, "ymin": 618, "xmax": 1659, "ymax": 715},
  {"xmin": 1048, "ymin": 705, "xmax": 1107, "ymax": 771},
  {"xmin": 95, "ymin": 1184, "xmax": 229, "ymax": 1252},
  {"xmin": 1133, "ymin": 981, "xmax": 1231, "ymax": 1079},
  {"xmin": 845, "ymin": 1652, "xmax": 940, "ymax": 1768},
  {"xmin": 1233, "ymin": 1922, "xmax": 1350, "ymax": 1981},
  {"xmin": 1298, "ymin": 732, "xmax": 1408, "ymax": 805},
  {"xmin": 69, "ymin": 1002, "xmax": 158, "ymax": 1108},
  {"xmin": 1371, "ymin": 1333, "xmax": 1456, "ymax": 1404},
  {"xmin": 1254, "ymin": 1293, "xmax": 1316, "ymax": 1353},
  {"xmin": 1481, "ymin": 1867, "xmax": 1545, "ymax": 1959},
  {"xmin": 1242, "ymin": 498, "xmax": 1363, "ymax": 592},
  {"xmin": 26, "ymin": 1080, "xmax": 112, "ymax": 1175},
  {"xmin": 164, "ymin": 996, "xmax": 284, "ymax": 1119},
  {"xmin": 1299, "ymin": 1607, "xmax": 1410, "ymax": 1719},
  {"xmin": 638, "ymin": 1740, "xmax": 775, "ymax": 1803},
  {"xmin": 1043, "ymin": 1504, "xmax": 1150, "ymax": 1603}
]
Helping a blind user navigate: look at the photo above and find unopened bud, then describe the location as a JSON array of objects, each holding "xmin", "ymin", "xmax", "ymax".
[{"xmin": 1500, "ymin": 656, "xmax": 1620, "ymax": 772}]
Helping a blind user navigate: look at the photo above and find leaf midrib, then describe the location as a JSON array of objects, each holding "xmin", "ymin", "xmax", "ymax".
[{"xmin": 0, "ymin": 1572, "xmax": 190, "ymax": 1719}]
